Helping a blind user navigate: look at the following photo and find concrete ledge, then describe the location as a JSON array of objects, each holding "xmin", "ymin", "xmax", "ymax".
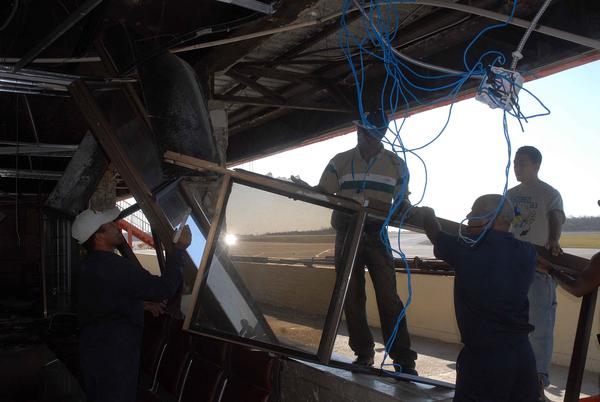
[{"xmin": 280, "ymin": 359, "xmax": 454, "ymax": 402}]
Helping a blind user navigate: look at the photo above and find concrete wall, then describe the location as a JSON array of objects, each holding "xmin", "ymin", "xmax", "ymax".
[
  {"xmin": 387, "ymin": 274, "xmax": 600, "ymax": 372},
  {"xmin": 135, "ymin": 252, "xmax": 600, "ymax": 373},
  {"xmin": 136, "ymin": 251, "xmax": 161, "ymax": 275}
]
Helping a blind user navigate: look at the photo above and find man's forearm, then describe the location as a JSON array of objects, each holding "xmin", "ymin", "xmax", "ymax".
[
  {"xmin": 548, "ymin": 210, "xmax": 564, "ymax": 243},
  {"xmin": 420, "ymin": 208, "xmax": 441, "ymax": 243},
  {"xmin": 163, "ymin": 249, "xmax": 185, "ymax": 295}
]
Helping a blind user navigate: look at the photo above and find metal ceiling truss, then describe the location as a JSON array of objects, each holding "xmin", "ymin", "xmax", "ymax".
[
  {"xmin": 212, "ymin": 0, "xmax": 600, "ymax": 148},
  {"xmin": 11, "ymin": 0, "xmax": 105, "ymax": 73},
  {"xmin": 0, "ymin": 65, "xmax": 135, "ymax": 96},
  {"xmin": 67, "ymin": 79, "xmax": 199, "ymax": 290}
]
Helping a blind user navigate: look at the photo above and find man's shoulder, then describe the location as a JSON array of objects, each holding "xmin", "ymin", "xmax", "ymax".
[
  {"xmin": 381, "ymin": 148, "xmax": 402, "ymax": 160},
  {"xmin": 509, "ymin": 234, "xmax": 536, "ymax": 252},
  {"xmin": 537, "ymin": 180, "xmax": 562, "ymax": 196},
  {"xmin": 330, "ymin": 148, "xmax": 356, "ymax": 163},
  {"xmin": 82, "ymin": 251, "xmax": 136, "ymax": 272},
  {"xmin": 380, "ymin": 149, "xmax": 404, "ymax": 168},
  {"xmin": 507, "ymin": 183, "xmax": 526, "ymax": 197},
  {"xmin": 507, "ymin": 184, "xmax": 520, "ymax": 195},
  {"xmin": 500, "ymin": 233, "xmax": 537, "ymax": 263},
  {"xmin": 508, "ymin": 180, "xmax": 561, "ymax": 197}
]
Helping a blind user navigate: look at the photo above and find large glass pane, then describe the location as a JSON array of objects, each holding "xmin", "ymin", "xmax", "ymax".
[
  {"xmin": 186, "ymin": 216, "xmax": 207, "ymax": 268},
  {"xmin": 190, "ymin": 181, "xmax": 359, "ymax": 356},
  {"xmin": 156, "ymin": 188, "xmax": 189, "ymax": 230}
]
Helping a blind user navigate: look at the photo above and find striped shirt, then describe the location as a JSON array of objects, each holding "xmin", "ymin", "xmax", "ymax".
[{"xmin": 318, "ymin": 146, "xmax": 407, "ymax": 205}]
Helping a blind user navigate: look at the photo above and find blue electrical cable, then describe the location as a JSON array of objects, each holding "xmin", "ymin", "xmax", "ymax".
[{"xmin": 338, "ymin": 0, "xmax": 551, "ymax": 375}]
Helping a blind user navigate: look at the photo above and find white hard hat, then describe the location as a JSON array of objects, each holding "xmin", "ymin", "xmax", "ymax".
[{"xmin": 71, "ymin": 207, "xmax": 121, "ymax": 243}]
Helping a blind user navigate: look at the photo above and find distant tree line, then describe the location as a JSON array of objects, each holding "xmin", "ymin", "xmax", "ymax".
[{"xmin": 563, "ymin": 216, "xmax": 600, "ymax": 231}]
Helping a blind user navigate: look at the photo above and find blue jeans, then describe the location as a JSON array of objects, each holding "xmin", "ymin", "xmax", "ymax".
[{"xmin": 528, "ymin": 271, "xmax": 557, "ymax": 386}]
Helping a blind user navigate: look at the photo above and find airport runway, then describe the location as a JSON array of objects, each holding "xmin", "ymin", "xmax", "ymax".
[
  {"xmin": 231, "ymin": 232, "xmax": 434, "ymax": 260},
  {"xmin": 230, "ymin": 232, "xmax": 596, "ymax": 261}
]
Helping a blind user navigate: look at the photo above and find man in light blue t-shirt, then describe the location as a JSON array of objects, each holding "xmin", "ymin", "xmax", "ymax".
[{"xmin": 508, "ymin": 146, "xmax": 565, "ymax": 402}]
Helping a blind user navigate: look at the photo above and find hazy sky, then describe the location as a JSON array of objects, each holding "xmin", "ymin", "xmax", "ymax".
[{"xmin": 236, "ymin": 60, "xmax": 600, "ymax": 223}]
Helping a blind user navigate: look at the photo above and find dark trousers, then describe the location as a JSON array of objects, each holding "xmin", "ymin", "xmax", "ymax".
[
  {"xmin": 335, "ymin": 231, "xmax": 417, "ymax": 369},
  {"xmin": 454, "ymin": 340, "xmax": 537, "ymax": 402},
  {"xmin": 80, "ymin": 326, "xmax": 141, "ymax": 402}
]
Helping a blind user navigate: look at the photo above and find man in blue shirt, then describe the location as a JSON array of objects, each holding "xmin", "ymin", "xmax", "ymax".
[
  {"xmin": 72, "ymin": 207, "xmax": 190, "ymax": 402},
  {"xmin": 419, "ymin": 194, "xmax": 537, "ymax": 401}
]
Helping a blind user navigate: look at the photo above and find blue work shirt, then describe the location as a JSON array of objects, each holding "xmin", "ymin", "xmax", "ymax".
[
  {"xmin": 434, "ymin": 230, "xmax": 536, "ymax": 347},
  {"xmin": 79, "ymin": 250, "xmax": 183, "ymax": 332},
  {"xmin": 78, "ymin": 249, "xmax": 184, "ymax": 402}
]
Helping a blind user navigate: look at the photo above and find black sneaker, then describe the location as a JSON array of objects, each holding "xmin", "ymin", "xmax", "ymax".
[
  {"xmin": 352, "ymin": 355, "xmax": 374, "ymax": 367},
  {"xmin": 393, "ymin": 364, "xmax": 418, "ymax": 376}
]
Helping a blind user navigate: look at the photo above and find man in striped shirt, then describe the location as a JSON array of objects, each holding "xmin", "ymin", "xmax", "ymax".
[{"xmin": 317, "ymin": 110, "xmax": 417, "ymax": 374}]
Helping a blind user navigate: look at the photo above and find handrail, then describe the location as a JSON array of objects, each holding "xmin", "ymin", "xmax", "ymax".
[{"xmin": 116, "ymin": 199, "xmax": 154, "ymax": 247}]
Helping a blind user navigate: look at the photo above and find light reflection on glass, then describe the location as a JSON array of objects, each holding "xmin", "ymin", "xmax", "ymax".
[{"xmin": 191, "ymin": 182, "xmax": 356, "ymax": 356}]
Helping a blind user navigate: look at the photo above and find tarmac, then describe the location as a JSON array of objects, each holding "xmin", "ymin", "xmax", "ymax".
[{"xmin": 334, "ymin": 328, "xmax": 600, "ymax": 401}]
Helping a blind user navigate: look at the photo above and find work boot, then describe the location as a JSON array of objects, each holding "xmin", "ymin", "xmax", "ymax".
[{"xmin": 352, "ymin": 355, "xmax": 374, "ymax": 367}]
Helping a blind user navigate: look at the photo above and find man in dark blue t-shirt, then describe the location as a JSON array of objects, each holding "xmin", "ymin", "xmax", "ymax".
[
  {"xmin": 419, "ymin": 194, "xmax": 538, "ymax": 402},
  {"xmin": 72, "ymin": 207, "xmax": 190, "ymax": 402}
]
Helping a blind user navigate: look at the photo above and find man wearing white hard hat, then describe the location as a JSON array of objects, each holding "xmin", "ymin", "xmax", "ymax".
[{"xmin": 72, "ymin": 206, "xmax": 191, "ymax": 402}]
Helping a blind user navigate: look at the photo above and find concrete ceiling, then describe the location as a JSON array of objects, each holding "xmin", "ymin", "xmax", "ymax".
[{"xmin": 1, "ymin": 0, "xmax": 599, "ymax": 198}]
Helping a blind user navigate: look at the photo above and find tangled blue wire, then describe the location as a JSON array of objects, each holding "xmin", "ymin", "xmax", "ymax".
[{"xmin": 338, "ymin": 0, "xmax": 551, "ymax": 374}]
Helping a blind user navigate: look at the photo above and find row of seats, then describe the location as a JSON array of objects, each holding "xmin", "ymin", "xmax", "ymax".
[{"xmin": 139, "ymin": 311, "xmax": 279, "ymax": 402}]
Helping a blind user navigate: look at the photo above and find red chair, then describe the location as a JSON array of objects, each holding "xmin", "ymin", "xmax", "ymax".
[
  {"xmin": 178, "ymin": 335, "xmax": 230, "ymax": 402},
  {"xmin": 138, "ymin": 318, "xmax": 193, "ymax": 402},
  {"xmin": 178, "ymin": 352, "xmax": 226, "ymax": 402},
  {"xmin": 220, "ymin": 345, "xmax": 279, "ymax": 402}
]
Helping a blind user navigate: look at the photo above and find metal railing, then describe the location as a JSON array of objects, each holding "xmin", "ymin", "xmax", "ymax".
[{"xmin": 117, "ymin": 198, "xmax": 151, "ymax": 235}]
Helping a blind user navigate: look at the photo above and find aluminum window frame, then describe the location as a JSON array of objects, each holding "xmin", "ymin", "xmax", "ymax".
[{"xmin": 167, "ymin": 152, "xmax": 366, "ymax": 364}]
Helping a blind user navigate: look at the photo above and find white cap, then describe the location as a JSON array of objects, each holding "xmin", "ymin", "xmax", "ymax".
[{"xmin": 71, "ymin": 207, "xmax": 121, "ymax": 243}]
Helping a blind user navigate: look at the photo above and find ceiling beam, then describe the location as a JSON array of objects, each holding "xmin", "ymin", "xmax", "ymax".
[
  {"xmin": 0, "ymin": 169, "xmax": 63, "ymax": 180},
  {"xmin": 213, "ymin": 94, "xmax": 352, "ymax": 113},
  {"xmin": 225, "ymin": 70, "xmax": 287, "ymax": 102},
  {"xmin": 12, "ymin": 0, "xmax": 105, "ymax": 72},
  {"xmin": 194, "ymin": 0, "xmax": 320, "ymax": 79},
  {"xmin": 233, "ymin": 65, "xmax": 322, "ymax": 85},
  {"xmin": 232, "ymin": 64, "xmax": 354, "ymax": 109},
  {"xmin": 227, "ymin": 0, "xmax": 499, "ymax": 133},
  {"xmin": 228, "ymin": 57, "xmax": 355, "ymax": 130},
  {"xmin": 220, "ymin": 9, "xmax": 363, "ymax": 103},
  {"xmin": 0, "ymin": 147, "xmax": 76, "ymax": 157}
]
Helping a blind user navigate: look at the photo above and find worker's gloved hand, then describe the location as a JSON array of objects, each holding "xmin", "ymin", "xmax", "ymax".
[{"xmin": 173, "ymin": 225, "xmax": 192, "ymax": 250}]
